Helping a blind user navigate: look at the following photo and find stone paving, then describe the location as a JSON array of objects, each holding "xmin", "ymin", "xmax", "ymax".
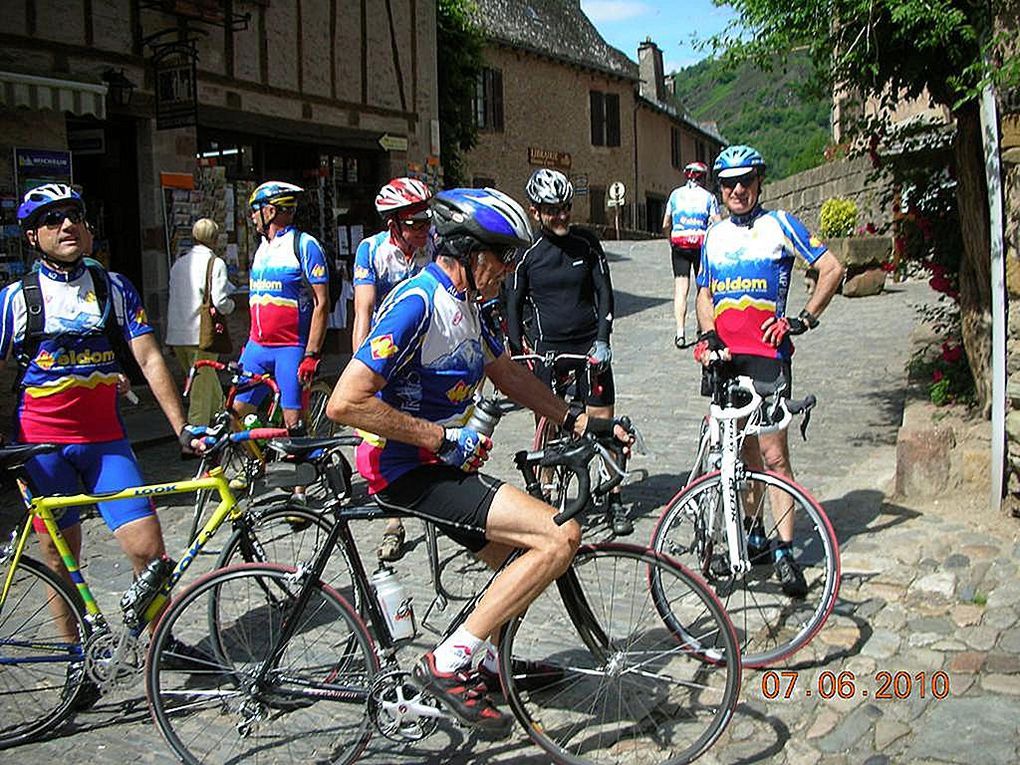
[{"xmin": 2, "ymin": 238, "xmax": 1019, "ymax": 763}]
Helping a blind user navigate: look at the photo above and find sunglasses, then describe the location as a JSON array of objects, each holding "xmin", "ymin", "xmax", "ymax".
[
  {"xmin": 40, "ymin": 209, "xmax": 85, "ymax": 228},
  {"xmin": 539, "ymin": 203, "xmax": 572, "ymax": 216},
  {"xmin": 400, "ymin": 218, "xmax": 430, "ymax": 230},
  {"xmin": 719, "ymin": 174, "xmax": 757, "ymax": 189}
]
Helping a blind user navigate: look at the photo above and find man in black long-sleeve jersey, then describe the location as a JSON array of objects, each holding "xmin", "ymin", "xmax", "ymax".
[{"xmin": 506, "ymin": 169, "xmax": 632, "ymax": 536}]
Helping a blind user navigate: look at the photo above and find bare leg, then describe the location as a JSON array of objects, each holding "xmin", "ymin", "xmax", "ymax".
[
  {"xmin": 35, "ymin": 523, "xmax": 83, "ymax": 644},
  {"xmin": 674, "ymin": 275, "xmax": 691, "ymax": 340},
  {"xmin": 742, "ymin": 432, "xmax": 796, "ymax": 542}
]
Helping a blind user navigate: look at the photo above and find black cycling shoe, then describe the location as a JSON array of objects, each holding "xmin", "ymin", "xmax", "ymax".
[
  {"xmin": 606, "ymin": 498, "xmax": 633, "ymax": 536},
  {"xmin": 477, "ymin": 658, "xmax": 565, "ymax": 695},
  {"xmin": 774, "ymin": 554, "xmax": 808, "ymax": 598},
  {"xmin": 161, "ymin": 636, "xmax": 217, "ymax": 672},
  {"xmin": 747, "ymin": 533, "xmax": 771, "ymax": 564},
  {"xmin": 413, "ymin": 652, "xmax": 512, "ymax": 739},
  {"xmin": 64, "ymin": 661, "xmax": 102, "ymax": 712}
]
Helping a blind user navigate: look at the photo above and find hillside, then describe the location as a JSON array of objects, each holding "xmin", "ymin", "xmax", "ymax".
[{"xmin": 672, "ymin": 53, "xmax": 831, "ymax": 180}]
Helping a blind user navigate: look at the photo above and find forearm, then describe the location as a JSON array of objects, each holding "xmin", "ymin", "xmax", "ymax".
[
  {"xmin": 487, "ymin": 356, "xmax": 570, "ymax": 429},
  {"xmin": 696, "ymin": 289, "xmax": 716, "ymax": 333},
  {"xmin": 140, "ymin": 353, "xmax": 187, "ymax": 434},
  {"xmin": 352, "ymin": 310, "xmax": 370, "ymax": 351},
  {"xmin": 331, "ymin": 386, "xmax": 445, "ymax": 452},
  {"xmin": 805, "ymin": 255, "xmax": 845, "ymax": 318},
  {"xmin": 305, "ymin": 305, "xmax": 328, "ymax": 355}
]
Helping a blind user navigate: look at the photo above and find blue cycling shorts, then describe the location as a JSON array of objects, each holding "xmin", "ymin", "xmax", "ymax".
[
  {"xmin": 235, "ymin": 341, "xmax": 305, "ymax": 410},
  {"xmin": 24, "ymin": 439, "xmax": 154, "ymax": 532}
]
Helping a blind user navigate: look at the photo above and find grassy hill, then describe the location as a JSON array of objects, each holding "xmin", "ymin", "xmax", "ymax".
[{"xmin": 672, "ymin": 53, "xmax": 831, "ymax": 180}]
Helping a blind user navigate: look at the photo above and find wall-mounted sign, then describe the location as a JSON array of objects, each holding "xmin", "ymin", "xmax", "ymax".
[
  {"xmin": 571, "ymin": 173, "xmax": 589, "ymax": 196},
  {"xmin": 379, "ymin": 133, "xmax": 409, "ymax": 152},
  {"xmin": 153, "ymin": 43, "xmax": 198, "ymax": 130},
  {"xmin": 528, "ymin": 147, "xmax": 572, "ymax": 170},
  {"xmin": 13, "ymin": 148, "xmax": 73, "ymax": 197}
]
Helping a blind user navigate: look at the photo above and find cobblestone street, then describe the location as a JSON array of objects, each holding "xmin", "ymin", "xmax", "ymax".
[{"xmin": 3, "ymin": 238, "xmax": 1019, "ymax": 763}]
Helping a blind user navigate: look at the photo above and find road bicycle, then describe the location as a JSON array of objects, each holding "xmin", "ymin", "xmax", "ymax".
[
  {"xmin": 146, "ymin": 429, "xmax": 742, "ymax": 765},
  {"xmin": 649, "ymin": 365, "xmax": 841, "ymax": 667},
  {"xmin": 0, "ymin": 424, "xmax": 347, "ymax": 748}
]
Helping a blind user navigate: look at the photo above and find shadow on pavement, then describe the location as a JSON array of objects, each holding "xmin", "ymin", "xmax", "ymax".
[
  {"xmin": 613, "ymin": 289, "xmax": 671, "ymax": 320},
  {"xmin": 823, "ymin": 490, "xmax": 921, "ymax": 548}
]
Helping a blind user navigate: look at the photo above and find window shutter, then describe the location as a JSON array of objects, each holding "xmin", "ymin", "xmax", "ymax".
[
  {"xmin": 492, "ymin": 68, "xmax": 504, "ymax": 131},
  {"xmin": 590, "ymin": 90, "xmax": 604, "ymax": 146},
  {"xmin": 606, "ymin": 92, "xmax": 620, "ymax": 147}
]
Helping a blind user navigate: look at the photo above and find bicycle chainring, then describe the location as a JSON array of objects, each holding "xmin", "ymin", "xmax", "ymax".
[
  {"xmin": 368, "ymin": 669, "xmax": 442, "ymax": 741},
  {"xmin": 84, "ymin": 629, "xmax": 146, "ymax": 690}
]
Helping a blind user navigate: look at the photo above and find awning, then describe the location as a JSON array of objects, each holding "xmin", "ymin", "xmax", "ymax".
[{"xmin": 0, "ymin": 71, "xmax": 107, "ymax": 119}]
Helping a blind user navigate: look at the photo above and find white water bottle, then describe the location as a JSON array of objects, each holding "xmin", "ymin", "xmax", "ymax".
[{"xmin": 371, "ymin": 565, "xmax": 416, "ymax": 641}]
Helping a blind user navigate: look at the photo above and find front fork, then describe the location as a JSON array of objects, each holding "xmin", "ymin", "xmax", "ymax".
[{"xmin": 719, "ymin": 419, "xmax": 751, "ymax": 576}]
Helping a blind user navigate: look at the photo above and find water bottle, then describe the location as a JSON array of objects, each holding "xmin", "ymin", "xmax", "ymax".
[
  {"xmin": 243, "ymin": 413, "xmax": 263, "ymax": 430},
  {"xmin": 371, "ymin": 565, "xmax": 415, "ymax": 641},
  {"xmin": 120, "ymin": 554, "xmax": 175, "ymax": 629},
  {"xmin": 465, "ymin": 396, "xmax": 502, "ymax": 438}
]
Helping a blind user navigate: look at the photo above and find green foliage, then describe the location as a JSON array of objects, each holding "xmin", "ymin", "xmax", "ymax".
[
  {"xmin": 819, "ymin": 197, "xmax": 858, "ymax": 238},
  {"xmin": 905, "ymin": 302, "xmax": 974, "ymax": 407},
  {"xmin": 669, "ymin": 52, "xmax": 830, "ymax": 180},
  {"xmin": 436, "ymin": 0, "xmax": 485, "ymax": 187}
]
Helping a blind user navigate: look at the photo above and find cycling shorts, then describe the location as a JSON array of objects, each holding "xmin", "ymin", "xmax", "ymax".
[
  {"xmin": 23, "ymin": 439, "xmax": 154, "ymax": 533},
  {"xmin": 534, "ymin": 339, "xmax": 616, "ymax": 408},
  {"xmin": 236, "ymin": 341, "xmax": 306, "ymax": 410},
  {"xmin": 671, "ymin": 246, "xmax": 700, "ymax": 278},
  {"xmin": 373, "ymin": 466, "xmax": 504, "ymax": 552},
  {"xmin": 702, "ymin": 354, "xmax": 793, "ymax": 398}
]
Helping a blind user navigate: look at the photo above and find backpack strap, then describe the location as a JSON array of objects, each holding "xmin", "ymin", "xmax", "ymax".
[
  {"xmin": 12, "ymin": 270, "xmax": 45, "ymax": 391},
  {"xmin": 85, "ymin": 263, "xmax": 129, "ymax": 370}
]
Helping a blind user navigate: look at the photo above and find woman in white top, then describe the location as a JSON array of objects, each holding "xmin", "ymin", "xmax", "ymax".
[{"xmin": 167, "ymin": 218, "xmax": 236, "ymax": 426}]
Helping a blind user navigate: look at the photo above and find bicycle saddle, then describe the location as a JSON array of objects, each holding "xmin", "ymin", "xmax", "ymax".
[
  {"xmin": 0, "ymin": 443, "xmax": 60, "ymax": 471},
  {"xmin": 269, "ymin": 435, "xmax": 361, "ymax": 461}
]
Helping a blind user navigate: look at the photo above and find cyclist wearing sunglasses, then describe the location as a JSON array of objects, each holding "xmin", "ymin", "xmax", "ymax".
[
  {"xmin": 353, "ymin": 177, "xmax": 434, "ymax": 561},
  {"xmin": 694, "ymin": 145, "xmax": 844, "ymax": 597},
  {"xmin": 328, "ymin": 187, "xmax": 630, "ymax": 737},
  {"xmin": 0, "ymin": 184, "xmax": 204, "ymax": 703},
  {"xmin": 506, "ymin": 168, "xmax": 631, "ymax": 536}
]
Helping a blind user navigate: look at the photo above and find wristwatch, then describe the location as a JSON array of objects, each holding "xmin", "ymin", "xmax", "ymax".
[
  {"xmin": 798, "ymin": 309, "xmax": 820, "ymax": 330},
  {"xmin": 304, "ymin": 350, "xmax": 321, "ymax": 359}
]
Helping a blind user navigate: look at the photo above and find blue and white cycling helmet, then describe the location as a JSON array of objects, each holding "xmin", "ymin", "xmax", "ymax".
[
  {"xmin": 248, "ymin": 181, "xmax": 304, "ymax": 210},
  {"xmin": 714, "ymin": 145, "xmax": 766, "ymax": 179},
  {"xmin": 432, "ymin": 188, "xmax": 533, "ymax": 264},
  {"xmin": 525, "ymin": 168, "xmax": 574, "ymax": 206},
  {"xmin": 17, "ymin": 183, "xmax": 84, "ymax": 228}
]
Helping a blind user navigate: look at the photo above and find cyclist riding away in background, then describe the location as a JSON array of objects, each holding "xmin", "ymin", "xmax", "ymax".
[
  {"xmin": 353, "ymin": 176, "xmax": 433, "ymax": 562},
  {"xmin": 663, "ymin": 161, "xmax": 721, "ymax": 349},
  {"xmin": 327, "ymin": 187, "xmax": 629, "ymax": 739},
  {"xmin": 0, "ymin": 183, "xmax": 205, "ymax": 705},
  {"xmin": 236, "ymin": 180, "xmax": 330, "ymax": 503},
  {"xmin": 506, "ymin": 168, "xmax": 632, "ymax": 536},
  {"xmin": 693, "ymin": 145, "xmax": 845, "ymax": 597}
]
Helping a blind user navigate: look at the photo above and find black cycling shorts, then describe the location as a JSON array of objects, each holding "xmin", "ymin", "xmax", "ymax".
[
  {"xmin": 671, "ymin": 246, "xmax": 700, "ymax": 278},
  {"xmin": 373, "ymin": 466, "xmax": 503, "ymax": 552},
  {"xmin": 533, "ymin": 339, "xmax": 616, "ymax": 407},
  {"xmin": 702, "ymin": 354, "xmax": 793, "ymax": 398}
]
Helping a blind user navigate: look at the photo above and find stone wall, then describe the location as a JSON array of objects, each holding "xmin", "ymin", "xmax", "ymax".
[{"xmin": 765, "ymin": 156, "xmax": 894, "ymax": 233}]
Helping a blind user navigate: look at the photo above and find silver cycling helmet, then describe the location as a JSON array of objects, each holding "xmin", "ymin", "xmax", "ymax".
[{"xmin": 525, "ymin": 168, "xmax": 574, "ymax": 206}]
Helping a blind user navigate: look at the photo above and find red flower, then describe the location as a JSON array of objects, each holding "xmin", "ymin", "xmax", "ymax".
[
  {"xmin": 932, "ymin": 370, "xmax": 944, "ymax": 382},
  {"xmin": 929, "ymin": 274, "xmax": 953, "ymax": 294},
  {"xmin": 941, "ymin": 343, "xmax": 963, "ymax": 363},
  {"xmin": 881, "ymin": 261, "xmax": 895, "ymax": 272}
]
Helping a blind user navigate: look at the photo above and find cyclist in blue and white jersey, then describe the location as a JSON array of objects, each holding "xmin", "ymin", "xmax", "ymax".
[
  {"xmin": 662, "ymin": 161, "xmax": 720, "ymax": 349},
  {"xmin": 0, "ymin": 184, "xmax": 205, "ymax": 702},
  {"xmin": 328, "ymin": 187, "xmax": 629, "ymax": 738},
  {"xmin": 693, "ymin": 145, "xmax": 844, "ymax": 597},
  {"xmin": 237, "ymin": 181, "xmax": 329, "ymax": 436},
  {"xmin": 353, "ymin": 177, "xmax": 433, "ymax": 561}
]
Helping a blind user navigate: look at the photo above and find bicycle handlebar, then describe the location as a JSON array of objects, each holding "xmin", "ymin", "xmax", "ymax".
[{"xmin": 511, "ymin": 351, "xmax": 604, "ymax": 398}]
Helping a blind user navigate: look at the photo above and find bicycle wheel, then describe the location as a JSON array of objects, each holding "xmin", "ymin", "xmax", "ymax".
[
  {"xmin": 147, "ymin": 563, "xmax": 377, "ymax": 765},
  {"xmin": 305, "ymin": 379, "xmax": 338, "ymax": 437},
  {"xmin": 533, "ymin": 417, "xmax": 596, "ymax": 513},
  {"xmin": 0, "ymin": 555, "xmax": 91, "ymax": 748},
  {"xmin": 215, "ymin": 504, "xmax": 361, "ymax": 612},
  {"xmin": 500, "ymin": 543, "xmax": 740, "ymax": 765},
  {"xmin": 188, "ymin": 440, "xmax": 259, "ymax": 544},
  {"xmin": 651, "ymin": 470, "xmax": 840, "ymax": 667}
]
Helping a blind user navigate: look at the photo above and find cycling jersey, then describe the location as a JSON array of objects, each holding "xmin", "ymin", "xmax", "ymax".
[
  {"xmin": 354, "ymin": 262, "xmax": 502, "ymax": 492},
  {"xmin": 248, "ymin": 226, "xmax": 329, "ymax": 347},
  {"xmin": 353, "ymin": 230, "xmax": 431, "ymax": 305},
  {"xmin": 0, "ymin": 260, "xmax": 152, "ymax": 443},
  {"xmin": 697, "ymin": 206, "xmax": 827, "ymax": 360},
  {"xmin": 665, "ymin": 181, "xmax": 720, "ymax": 249},
  {"xmin": 505, "ymin": 227, "xmax": 613, "ymax": 350}
]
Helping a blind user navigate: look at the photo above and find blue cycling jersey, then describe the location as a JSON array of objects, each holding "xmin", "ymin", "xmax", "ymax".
[
  {"xmin": 665, "ymin": 181, "xmax": 720, "ymax": 249},
  {"xmin": 353, "ymin": 230, "xmax": 431, "ymax": 306},
  {"xmin": 354, "ymin": 263, "xmax": 503, "ymax": 492}
]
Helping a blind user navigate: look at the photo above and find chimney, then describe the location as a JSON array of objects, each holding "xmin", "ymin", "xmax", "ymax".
[{"xmin": 638, "ymin": 37, "xmax": 666, "ymax": 102}]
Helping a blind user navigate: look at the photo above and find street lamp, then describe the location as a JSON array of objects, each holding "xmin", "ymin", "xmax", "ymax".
[{"xmin": 102, "ymin": 68, "xmax": 136, "ymax": 108}]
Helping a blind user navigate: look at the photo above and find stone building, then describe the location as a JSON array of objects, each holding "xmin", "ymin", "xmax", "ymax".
[
  {"xmin": 0, "ymin": 0, "xmax": 439, "ymax": 338},
  {"xmin": 464, "ymin": 0, "xmax": 723, "ymax": 232}
]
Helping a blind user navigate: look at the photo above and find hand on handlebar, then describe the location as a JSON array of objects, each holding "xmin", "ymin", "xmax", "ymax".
[
  {"xmin": 587, "ymin": 340, "xmax": 612, "ymax": 369},
  {"xmin": 693, "ymin": 330, "xmax": 730, "ymax": 367},
  {"xmin": 760, "ymin": 315, "xmax": 808, "ymax": 347},
  {"xmin": 437, "ymin": 426, "xmax": 493, "ymax": 472},
  {"xmin": 178, "ymin": 424, "xmax": 209, "ymax": 455},
  {"xmin": 582, "ymin": 415, "xmax": 634, "ymax": 454}
]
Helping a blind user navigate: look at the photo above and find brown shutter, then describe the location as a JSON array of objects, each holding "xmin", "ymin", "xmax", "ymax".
[
  {"xmin": 606, "ymin": 92, "xmax": 620, "ymax": 147},
  {"xmin": 492, "ymin": 68, "xmax": 504, "ymax": 131},
  {"xmin": 590, "ymin": 90, "xmax": 604, "ymax": 146}
]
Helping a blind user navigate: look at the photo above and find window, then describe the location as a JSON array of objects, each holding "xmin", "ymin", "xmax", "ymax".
[
  {"xmin": 589, "ymin": 187, "xmax": 607, "ymax": 225},
  {"xmin": 474, "ymin": 68, "xmax": 504, "ymax": 132},
  {"xmin": 696, "ymin": 141, "xmax": 708, "ymax": 164},
  {"xmin": 590, "ymin": 90, "xmax": 620, "ymax": 147},
  {"xmin": 671, "ymin": 127, "xmax": 683, "ymax": 169}
]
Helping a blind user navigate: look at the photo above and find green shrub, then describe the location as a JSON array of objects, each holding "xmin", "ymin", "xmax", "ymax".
[{"xmin": 819, "ymin": 197, "xmax": 858, "ymax": 239}]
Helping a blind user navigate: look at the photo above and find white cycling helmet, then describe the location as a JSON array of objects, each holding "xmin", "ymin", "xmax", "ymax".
[
  {"xmin": 525, "ymin": 168, "xmax": 574, "ymax": 206},
  {"xmin": 375, "ymin": 177, "xmax": 433, "ymax": 219}
]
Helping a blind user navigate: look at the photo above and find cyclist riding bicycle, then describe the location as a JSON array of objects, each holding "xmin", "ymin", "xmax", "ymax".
[
  {"xmin": 0, "ymin": 183, "xmax": 206, "ymax": 704},
  {"xmin": 236, "ymin": 181, "xmax": 330, "ymax": 502},
  {"xmin": 693, "ymin": 145, "xmax": 844, "ymax": 597},
  {"xmin": 327, "ymin": 187, "xmax": 629, "ymax": 738},
  {"xmin": 663, "ymin": 161, "xmax": 721, "ymax": 349},
  {"xmin": 353, "ymin": 177, "xmax": 434, "ymax": 563},
  {"xmin": 506, "ymin": 168, "xmax": 632, "ymax": 536}
]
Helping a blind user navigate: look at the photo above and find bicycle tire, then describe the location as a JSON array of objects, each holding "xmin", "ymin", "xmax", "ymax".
[
  {"xmin": 214, "ymin": 504, "xmax": 362, "ymax": 613},
  {"xmin": 533, "ymin": 417, "xmax": 594, "ymax": 513},
  {"xmin": 305, "ymin": 379, "xmax": 337, "ymax": 438},
  {"xmin": 146, "ymin": 563, "xmax": 377, "ymax": 765},
  {"xmin": 499, "ymin": 543, "xmax": 741, "ymax": 765},
  {"xmin": 650, "ymin": 469, "xmax": 840, "ymax": 667},
  {"xmin": 188, "ymin": 440, "xmax": 258, "ymax": 544},
  {"xmin": 0, "ymin": 555, "xmax": 91, "ymax": 748}
]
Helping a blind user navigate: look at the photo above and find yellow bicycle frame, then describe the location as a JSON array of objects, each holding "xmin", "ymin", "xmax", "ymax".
[{"xmin": 1, "ymin": 468, "xmax": 238, "ymax": 629}]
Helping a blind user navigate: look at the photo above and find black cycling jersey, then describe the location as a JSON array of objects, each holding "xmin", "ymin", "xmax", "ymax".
[{"xmin": 505, "ymin": 226, "xmax": 614, "ymax": 351}]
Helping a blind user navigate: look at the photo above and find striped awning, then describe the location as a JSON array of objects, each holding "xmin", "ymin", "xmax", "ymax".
[{"xmin": 0, "ymin": 71, "xmax": 107, "ymax": 119}]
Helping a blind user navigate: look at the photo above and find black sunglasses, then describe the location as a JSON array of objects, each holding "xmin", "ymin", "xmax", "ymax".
[
  {"xmin": 40, "ymin": 209, "xmax": 85, "ymax": 227},
  {"xmin": 719, "ymin": 174, "xmax": 757, "ymax": 189},
  {"xmin": 539, "ymin": 203, "xmax": 572, "ymax": 216}
]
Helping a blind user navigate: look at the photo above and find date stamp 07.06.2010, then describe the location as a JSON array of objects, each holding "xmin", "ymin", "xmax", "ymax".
[{"xmin": 756, "ymin": 670, "xmax": 952, "ymax": 702}]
